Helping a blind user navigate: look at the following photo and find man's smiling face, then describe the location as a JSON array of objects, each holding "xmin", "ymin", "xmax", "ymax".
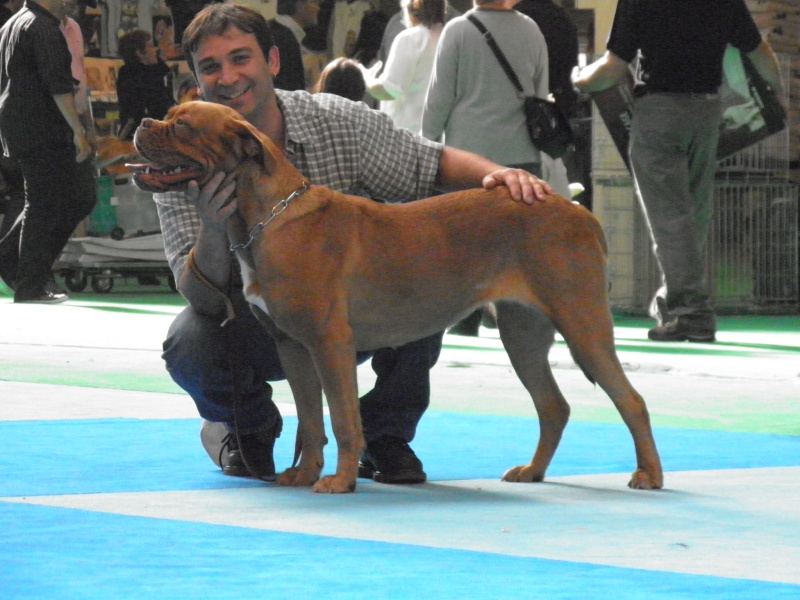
[{"xmin": 191, "ymin": 25, "xmax": 279, "ymax": 125}]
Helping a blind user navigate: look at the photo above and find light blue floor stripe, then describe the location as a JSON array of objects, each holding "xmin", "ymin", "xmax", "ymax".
[
  {"xmin": 1, "ymin": 414, "xmax": 798, "ymax": 497},
  {"xmin": 2, "ymin": 502, "xmax": 798, "ymax": 600}
]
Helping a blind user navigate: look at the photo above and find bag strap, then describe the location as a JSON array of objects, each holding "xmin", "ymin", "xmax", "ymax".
[{"xmin": 467, "ymin": 13, "xmax": 524, "ymax": 95}]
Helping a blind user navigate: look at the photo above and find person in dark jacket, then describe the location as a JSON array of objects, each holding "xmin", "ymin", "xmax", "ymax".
[
  {"xmin": 512, "ymin": 0, "xmax": 578, "ymax": 118},
  {"xmin": 0, "ymin": 0, "xmax": 93, "ymax": 302},
  {"xmin": 116, "ymin": 29, "xmax": 175, "ymax": 140}
]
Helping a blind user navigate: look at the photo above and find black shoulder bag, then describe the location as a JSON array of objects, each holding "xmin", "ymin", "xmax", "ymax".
[{"xmin": 467, "ymin": 13, "xmax": 574, "ymax": 159}]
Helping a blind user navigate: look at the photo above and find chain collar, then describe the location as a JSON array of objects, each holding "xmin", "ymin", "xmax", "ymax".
[{"xmin": 229, "ymin": 182, "xmax": 309, "ymax": 254}]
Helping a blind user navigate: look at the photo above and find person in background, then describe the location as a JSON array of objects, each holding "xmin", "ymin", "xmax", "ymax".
[
  {"xmin": 0, "ymin": 0, "xmax": 22, "ymax": 24},
  {"xmin": 512, "ymin": 0, "xmax": 579, "ymax": 201},
  {"xmin": 0, "ymin": 0, "xmax": 97, "ymax": 296},
  {"xmin": 349, "ymin": 9, "xmax": 387, "ymax": 68},
  {"xmin": 572, "ymin": 0, "xmax": 783, "ymax": 343},
  {"xmin": 155, "ymin": 4, "xmax": 552, "ymax": 486},
  {"xmin": 362, "ymin": 0, "xmax": 444, "ymax": 134},
  {"xmin": 62, "ymin": 0, "xmax": 97, "ymax": 151},
  {"xmin": 0, "ymin": 0, "xmax": 24, "ymax": 293},
  {"xmin": 268, "ymin": 18, "xmax": 306, "ymax": 91},
  {"xmin": 513, "ymin": 0, "xmax": 577, "ymax": 119},
  {"xmin": 313, "ymin": 56, "xmax": 366, "ymax": 101},
  {"xmin": 422, "ymin": 0, "xmax": 549, "ymax": 336},
  {"xmin": 329, "ymin": 0, "xmax": 372, "ymax": 59},
  {"xmin": 165, "ymin": 0, "xmax": 223, "ymax": 59},
  {"xmin": 0, "ymin": 0, "xmax": 93, "ymax": 303},
  {"xmin": 272, "ymin": 0, "xmax": 321, "ymax": 91},
  {"xmin": 377, "ymin": 0, "xmax": 460, "ymax": 68},
  {"xmin": 116, "ymin": 29, "xmax": 176, "ymax": 140}
]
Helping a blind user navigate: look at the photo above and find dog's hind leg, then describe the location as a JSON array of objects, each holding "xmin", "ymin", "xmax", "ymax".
[
  {"xmin": 496, "ymin": 300, "xmax": 571, "ymax": 483},
  {"xmin": 551, "ymin": 302, "xmax": 663, "ymax": 490}
]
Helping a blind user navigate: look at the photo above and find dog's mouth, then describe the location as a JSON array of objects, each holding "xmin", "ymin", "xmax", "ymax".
[{"xmin": 126, "ymin": 161, "xmax": 206, "ymax": 193}]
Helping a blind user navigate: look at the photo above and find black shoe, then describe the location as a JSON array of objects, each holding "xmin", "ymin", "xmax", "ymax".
[
  {"xmin": 358, "ymin": 436, "xmax": 426, "ymax": 484},
  {"xmin": 220, "ymin": 423, "xmax": 282, "ymax": 481},
  {"xmin": 14, "ymin": 289, "xmax": 68, "ymax": 304},
  {"xmin": 648, "ymin": 317, "xmax": 716, "ymax": 343}
]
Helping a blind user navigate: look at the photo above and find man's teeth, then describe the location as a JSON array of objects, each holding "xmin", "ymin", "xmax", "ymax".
[{"xmin": 221, "ymin": 88, "xmax": 247, "ymax": 100}]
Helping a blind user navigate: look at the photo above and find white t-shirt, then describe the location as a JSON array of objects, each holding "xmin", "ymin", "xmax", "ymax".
[{"xmin": 379, "ymin": 24, "xmax": 443, "ymax": 134}]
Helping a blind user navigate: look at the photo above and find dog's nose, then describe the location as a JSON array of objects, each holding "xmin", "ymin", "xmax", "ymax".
[{"xmin": 140, "ymin": 118, "xmax": 154, "ymax": 129}]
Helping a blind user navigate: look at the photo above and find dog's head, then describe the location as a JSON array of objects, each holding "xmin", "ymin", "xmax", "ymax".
[{"xmin": 128, "ymin": 101, "xmax": 277, "ymax": 193}]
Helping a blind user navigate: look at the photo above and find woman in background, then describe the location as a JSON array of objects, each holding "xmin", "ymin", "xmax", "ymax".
[
  {"xmin": 116, "ymin": 29, "xmax": 175, "ymax": 140},
  {"xmin": 314, "ymin": 57, "xmax": 367, "ymax": 102},
  {"xmin": 362, "ymin": 0, "xmax": 444, "ymax": 133}
]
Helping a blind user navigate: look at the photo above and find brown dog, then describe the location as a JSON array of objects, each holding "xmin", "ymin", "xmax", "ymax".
[{"xmin": 131, "ymin": 101, "xmax": 663, "ymax": 494}]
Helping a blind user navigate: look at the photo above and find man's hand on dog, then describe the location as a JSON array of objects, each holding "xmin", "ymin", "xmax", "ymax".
[
  {"xmin": 482, "ymin": 168, "xmax": 553, "ymax": 205},
  {"xmin": 189, "ymin": 171, "xmax": 238, "ymax": 230}
]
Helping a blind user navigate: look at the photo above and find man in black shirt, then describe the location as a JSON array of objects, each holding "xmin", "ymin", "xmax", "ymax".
[
  {"xmin": 0, "ymin": 0, "xmax": 93, "ymax": 303},
  {"xmin": 573, "ymin": 0, "xmax": 783, "ymax": 343},
  {"xmin": 0, "ymin": 0, "xmax": 23, "ymax": 293}
]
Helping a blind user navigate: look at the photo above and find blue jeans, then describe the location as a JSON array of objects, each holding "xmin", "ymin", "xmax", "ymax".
[
  {"xmin": 162, "ymin": 289, "xmax": 443, "ymax": 441},
  {"xmin": 630, "ymin": 92, "xmax": 721, "ymax": 323}
]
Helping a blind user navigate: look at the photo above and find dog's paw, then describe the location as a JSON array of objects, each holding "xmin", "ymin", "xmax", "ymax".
[
  {"xmin": 628, "ymin": 468, "xmax": 664, "ymax": 490},
  {"xmin": 501, "ymin": 465, "xmax": 545, "ymax": 483},
  {"xmin": 312, "ymin": 475, "xmax": 357, "ymax": 494},
  {"xmin": 276, "ymin": 467, "xmax": 319, "ymax": 487}
]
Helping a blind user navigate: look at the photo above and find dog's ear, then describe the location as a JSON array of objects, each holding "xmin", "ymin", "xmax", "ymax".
[{"xmin": 230, "ymin": 118, "xmax": 278, "ymax": 175}]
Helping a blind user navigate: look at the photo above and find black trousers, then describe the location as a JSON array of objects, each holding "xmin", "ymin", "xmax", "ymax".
[
  {"xmin": 13, "ymin": 142, "xmax": 96, "ymax": 297},
  {"xmin": 0, "ymin": 154, "xmax": 25, "ymax": 286}
]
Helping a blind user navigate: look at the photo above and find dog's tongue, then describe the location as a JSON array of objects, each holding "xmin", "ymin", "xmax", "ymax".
[{"xmin": 126, "ymin": 163, "xmax": 203, "ymax": 192}]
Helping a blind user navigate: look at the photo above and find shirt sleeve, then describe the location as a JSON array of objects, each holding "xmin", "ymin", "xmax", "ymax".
[
  {"xmin": 606, "ymin": 0, "xmax": 639, "ymax": 63},
  {"xmin": 34, "ymin": 21, "xmax": 76, "ymax": 96},
  {"xmin": 379, "ymin": 29, "xmax": 417, "ymax": 100},
  {"xmin": 154, "ymin": 191, "xmax": 200, "ymax": 280},
  {"xmin": 355, "ymin": 101, "xmax": 443, "ymax": 203},
  {"xmin": 729, "ymin": 0, "xmax": 763, "ymax": 53}
]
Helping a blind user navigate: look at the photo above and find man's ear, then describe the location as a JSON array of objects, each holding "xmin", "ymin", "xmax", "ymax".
[{"xmin": 268, "ymin": 45, "xmax": 281, "ymax": 79}]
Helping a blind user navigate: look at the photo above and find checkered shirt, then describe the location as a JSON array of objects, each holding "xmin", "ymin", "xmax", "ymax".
[{"xmin": 154, "ymin": 90, "xmax": 444, "ymax": 281}]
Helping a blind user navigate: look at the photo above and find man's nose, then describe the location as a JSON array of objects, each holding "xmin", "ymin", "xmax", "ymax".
[{"xmin": 217, "ymin": 61, "xmax": 239, "ymax": 86}]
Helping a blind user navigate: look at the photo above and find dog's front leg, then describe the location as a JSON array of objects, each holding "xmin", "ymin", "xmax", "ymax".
[
  {"xmin": 274, "ymin": 338, "xmax": 327, "ymax": 487},
  {"xmin": 307, "ymin": 338, "xmax": 363, "ymax": 494}
]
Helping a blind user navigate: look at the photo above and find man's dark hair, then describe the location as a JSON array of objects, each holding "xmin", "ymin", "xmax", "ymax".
[
  {"xmin": 182, "ymin": 3, "xmax": 275, "ymax": 75},
  {"xmin": 118, "ymin": 29, "xmax": 152, "ymax": 65}
]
